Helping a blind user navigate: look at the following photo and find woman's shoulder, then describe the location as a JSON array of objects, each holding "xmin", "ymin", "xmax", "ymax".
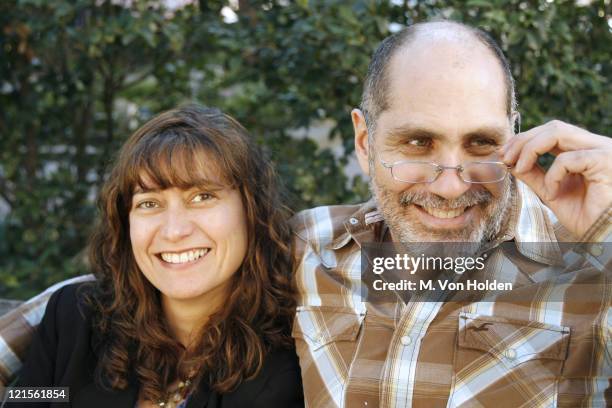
[
  {"xmin": 16, "ymin": 281, "xmax": 100, "ymax": 389},
  {"xmin": 261, "ymin": 345, "xmax": 301, "ymax": 373},
  {"xmin": 245, "ymin": 345, "xmax": 302, "ymax": 389},
  {"xmin": 219, "ymin": 346, "xmax": 304, "ymax": 407},
  {"xmin": 45, "ymin": 281, "xmax": 97, "ymax": 327}
]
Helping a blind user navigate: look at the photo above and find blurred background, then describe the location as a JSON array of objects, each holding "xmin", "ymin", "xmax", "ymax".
[{"xmin": 1, "ymin": 0, "xmax": 610, "ymax": 299}]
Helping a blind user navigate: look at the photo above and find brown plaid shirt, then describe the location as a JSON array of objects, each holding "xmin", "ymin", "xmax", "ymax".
[
  {"xmin": 290, "ymin": 181, "xmax": 611, "ymax": 407},
  {"xmin": 1, "ymin": 181, "xmax": 610, "ymax": 407}
]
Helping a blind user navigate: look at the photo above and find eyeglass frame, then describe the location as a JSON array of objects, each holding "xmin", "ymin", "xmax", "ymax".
[{"xmin": 379, "ymin": 159, "xmax": 513, "ymax": 184}]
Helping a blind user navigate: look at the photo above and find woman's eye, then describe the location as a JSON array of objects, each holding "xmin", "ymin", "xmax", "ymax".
[
  {"xmin": 192, "ymin": 193, "xmax": 213, "ymax": 203},
  {"xmin": 136, "ymin": 201, "xmax": 158, "ymax": 209}
]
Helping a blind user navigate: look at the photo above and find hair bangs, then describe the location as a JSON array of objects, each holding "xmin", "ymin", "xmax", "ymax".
[{"xmin": 123, "ymin": 130, "xmax": 235, "ymax": 198}]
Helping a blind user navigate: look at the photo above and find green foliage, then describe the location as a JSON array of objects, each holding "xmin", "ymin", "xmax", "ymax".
[{"xmin": 1, "ymin": 0, "xmax": 610, "ymax": 298}]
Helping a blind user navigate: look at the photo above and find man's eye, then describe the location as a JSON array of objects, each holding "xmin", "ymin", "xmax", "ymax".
[
  {"xmin": 192, "ymin": 193, "xmax": 214, "ymax": 203},
  {"xmin": 469, "ymin": 138, "xmax": 497, "ymax": 147},
  {"xmin": 136, "ymin": 201, "xmax": 158, "ymax": 209},
  {"xmin": 408, "ymin": 138, "xmax": 430, "ymax": 148}
]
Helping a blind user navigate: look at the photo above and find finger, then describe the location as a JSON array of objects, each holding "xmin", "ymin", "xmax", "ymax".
[
  {"xmin": 500, "ymin": 120, "xmax": 524, "ymax": 155},
  {"xmin": 502, "ymin": 125, "xmax": 547, "ymax": 165},
  {"xmin": 503, "ymin": 120, "xmax": 607, "ymax": 165},
  {"xmin": 510, "ymin": 164, "xmax": 548, "ymax": 203},
  {"xmin": 513, "ymin": 132, "xmax": 563, "ymax": 174},
  {"xmin": 543, "ymin": 150, "xmax": 594, "ymax": 200}
]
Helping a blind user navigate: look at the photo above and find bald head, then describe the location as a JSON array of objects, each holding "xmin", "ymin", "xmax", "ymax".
[{"xmin": 360, "ymin": 21, "xmax": 516, "ymax": 134}]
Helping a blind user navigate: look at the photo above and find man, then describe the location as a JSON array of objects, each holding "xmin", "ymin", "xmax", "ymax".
[
  {"xmin": 290, "ymin": 21, "xmax": 611, "ymax": 407},
  {"xmin": 2, "ymin": 20, "xmax": 611, "ymax": 407}
]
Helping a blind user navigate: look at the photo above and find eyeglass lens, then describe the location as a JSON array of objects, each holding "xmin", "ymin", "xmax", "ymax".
[{"xmin": 391, "ymin": 162, "xmax": 507, "ymax": 183}]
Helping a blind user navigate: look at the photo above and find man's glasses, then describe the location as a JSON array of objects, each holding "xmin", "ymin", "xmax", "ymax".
[{"xmin": 380, "ymin": 159, "xmax": 512, "ymax": 184}]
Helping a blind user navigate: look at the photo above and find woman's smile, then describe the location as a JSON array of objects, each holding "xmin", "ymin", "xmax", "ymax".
[{"xmin": 157, "ymin": 247, "xmax": 210, "ymax": 265}]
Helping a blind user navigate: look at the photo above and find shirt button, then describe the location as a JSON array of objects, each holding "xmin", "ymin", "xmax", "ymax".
[
  {"xmin": 504, "ymin": 348, "xmax": 517, "ymax": 360},
  {"xmin": 590, "ymin": 244, "xmax": 603, "ymax": 257},
  {"xmin": 349, "ymin": 217, "xmax": 359, "ymax": 225},
  {"xmin": 400, "ymin": 335, "xmax": 412, "ymax": 346}
]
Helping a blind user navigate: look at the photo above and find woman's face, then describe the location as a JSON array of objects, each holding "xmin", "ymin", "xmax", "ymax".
[{"xmin": 129, "ymin": 177, "xmax": 248, "ymax": 308}]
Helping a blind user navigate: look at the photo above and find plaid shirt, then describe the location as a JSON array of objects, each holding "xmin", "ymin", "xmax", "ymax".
[
  {"xmin": 1, "ymin": 182, "xmax": 610, "ymax": 407},
  {"xmin": 290, "ymin": 180, "xmax": 611, "ymax": 408}
]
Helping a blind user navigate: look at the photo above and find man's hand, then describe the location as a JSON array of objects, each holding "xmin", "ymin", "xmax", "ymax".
[{"xmin": 502, "ymin": 120, "xmax": 612, "ymax": 238}]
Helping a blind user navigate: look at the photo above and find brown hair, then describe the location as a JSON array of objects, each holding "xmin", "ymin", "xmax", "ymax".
[{"xmin": 85, "ymin": 104, "xmax": 295, "ymax": 401}]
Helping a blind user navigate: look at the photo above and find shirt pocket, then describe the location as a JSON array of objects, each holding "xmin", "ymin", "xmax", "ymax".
[
  {"xmin": 292, "ymin": 306, "xmax": 365, "ymax": 351},
  {"xmin": 450, "ymin": 311, "xmax": 570, "ymax": 407}
]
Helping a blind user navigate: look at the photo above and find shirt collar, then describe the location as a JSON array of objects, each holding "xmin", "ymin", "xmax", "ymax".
[
  {"xmin": 327, "ymin": 180, "xmax": 563, "ymax": 265},
  {"xmin": 510, "ymin": 180, "xmax": 564, "ymax": 265},
  {"xmin": 328, "ymin": 198, "xmax": 380, "ymax": 250}
]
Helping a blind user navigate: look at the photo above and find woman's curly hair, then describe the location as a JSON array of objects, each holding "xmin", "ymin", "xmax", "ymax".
[{"xmin": 84, "ymin": 104, "xmax": 295, "ymax": 402}]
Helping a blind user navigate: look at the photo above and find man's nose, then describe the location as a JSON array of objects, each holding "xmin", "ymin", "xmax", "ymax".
[
  {"xmin": 426, "ymin": 166, "xmax": 471, "ymax": 200},
  {"xmin": 160, "ymin": 207, "xmax": 194, "ymax": 241}
]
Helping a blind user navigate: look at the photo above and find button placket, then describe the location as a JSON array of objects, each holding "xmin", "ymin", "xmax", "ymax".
[
  {"xmin": 382, "ymin": 299, "xmax": 445, "ymax": 407},
  {"xmin": 504, "ymin": 348, "xmax": 517, "ymax": 360}
]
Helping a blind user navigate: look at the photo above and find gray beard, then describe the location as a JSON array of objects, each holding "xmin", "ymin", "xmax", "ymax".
[{"xmin": 370, "ymin": 174, "xmax": 516, "ymax": 245}]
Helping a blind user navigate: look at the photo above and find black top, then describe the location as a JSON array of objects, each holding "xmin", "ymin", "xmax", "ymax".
[{"xmin": 12, "ymin": 283, "xmax": 304, "ymax": 408}]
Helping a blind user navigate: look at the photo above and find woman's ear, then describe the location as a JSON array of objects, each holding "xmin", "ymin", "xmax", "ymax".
[{"xmin": 352, "ymin": 108, "xmax": 370, "ymax": 176}]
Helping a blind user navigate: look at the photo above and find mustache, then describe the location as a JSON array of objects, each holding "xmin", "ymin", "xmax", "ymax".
[{"xmin": 399, "ymin": 189, "xmax": 493, "ymax": 209}]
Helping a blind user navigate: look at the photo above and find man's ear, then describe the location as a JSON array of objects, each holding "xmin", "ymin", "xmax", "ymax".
[
  {"xmin": 352, "ymin": 108, "xmax": 370, "ymax": 176},
  {"xmin": 511, "ymin": 111, "xmax": 521, "ymax": 136}
]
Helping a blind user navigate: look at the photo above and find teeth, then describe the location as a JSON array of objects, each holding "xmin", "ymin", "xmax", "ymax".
[
  {"xmin": 160, "ymin": 248, "xmax": 209, "ymax": 264},
  {"xmin": 423, "ymin": 206, "xmax": 466, "ymax": 219}
]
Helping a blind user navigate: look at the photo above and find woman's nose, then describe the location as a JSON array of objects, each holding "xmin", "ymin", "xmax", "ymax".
[{"xmin": 160, "ymin": 206, "xmax": 194, "ymax": 242}]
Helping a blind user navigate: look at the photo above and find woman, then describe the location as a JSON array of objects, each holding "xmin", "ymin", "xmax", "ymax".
[{"xmin": 14, "ymin": 105, "xmax": 303, "ymax": 407}]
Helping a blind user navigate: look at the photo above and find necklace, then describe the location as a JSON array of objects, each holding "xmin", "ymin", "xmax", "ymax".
[{"xmin": 157, "ymin": 378, "xmax": 193, "ymax": 408}]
